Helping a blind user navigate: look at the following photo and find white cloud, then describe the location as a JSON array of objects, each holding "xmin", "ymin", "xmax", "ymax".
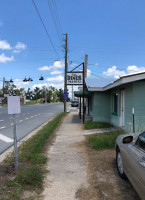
[
  {"xmin": 53, "ymin": 60, "xmax": 64, "ymax": 69},
  {"xmin": 38, "ymin": 61, "xmax": 64, "ymax": 72},
  {"xmin": 0, "ymin": 40, "xmax": 11, "ymax": 50},
  {"xmin": 87, "ymin": 69, "xmax": 91, "ymax": 77},
  {"xmin": 14, "ymin": 79, "xmax": 29, "ymax": 88},
  {"xmin": 0, "ymin": 53, "xmax": 14, "ymax": 63},
  {"xmin": 49, "ymin": 82, "xmax": 64, "ymax": 90},
  {"xmin": 38, "ymin": 66, "xmax": 52, "ymax": 71},
  {"xmin": 15, "ymin": 42, "xmax": 27, "ymax": 50},
  {"xmin": 13, "ymin": 42, "xmax": 27, "ymax": 54},
  {"xmin": 32, "ymin": 82, "xmax": 64, "ymax": 90},
  {"xmin": 103, "ymin": 66, "xmax": 126, "ymax": 79},
  {"xmin": 127, "ymin": 65, "xmax": 145, "ymax": 74},
  {"xmin": 32, "ymin": 83, "xmax": 49, "ymax": 89},
  {"xmin": 12, "ymin": 50, "xmax": 22, "ymax": 54},
  {"xmin": 50, "ymin": 70, "xmax": 62, "ymax": 75},
  {"xmin": 47, "ymin": 75, "xmax": 64, "ymax": 82}
]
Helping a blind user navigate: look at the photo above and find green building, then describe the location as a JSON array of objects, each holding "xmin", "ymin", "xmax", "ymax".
[{"xmin": 85, "ymin": 72, "xmax": 145, "ymax": 133}]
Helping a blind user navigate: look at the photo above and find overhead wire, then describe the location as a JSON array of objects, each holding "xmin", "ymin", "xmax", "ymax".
[
  {"xmin": 46, "ymin": 0, "xmax": 62, "ymax": 43},
  {"xmin": 52, "ymin": 0, "xmax": 63, "ymax": 35},
  {"xmin": 31, "ymin": 0, "xmax": 60, "ymax": 60}
]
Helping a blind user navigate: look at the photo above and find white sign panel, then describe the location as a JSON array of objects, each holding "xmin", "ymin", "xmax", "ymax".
[
  {"xmin": 8, "ymin": 96, "xmax": 21, "ymax": 114},
  {"xmin": 67, "ymin": 72, "xmax": 83, "ymax": 85}
]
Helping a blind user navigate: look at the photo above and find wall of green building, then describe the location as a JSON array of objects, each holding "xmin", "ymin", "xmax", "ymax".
[
  {"xmin": 91, "ymin": 91, "xmax": 111, "ymax": 123},
  {"xmin": 119, "ymin": 80, "xmax": 145, "ymax": 133},
  {"xmin": 132, "ymin": 80, "xmax": 145, "ymax": 132},
  {"xmin": 123, "ymin": 83, "xmax": 133, "ymax": 132},
  {"xmin": 89, "ymin": 80, "xmax": 145, "ymax": 133}
]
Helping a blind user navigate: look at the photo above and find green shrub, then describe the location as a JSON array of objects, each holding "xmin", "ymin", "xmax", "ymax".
[
  {"xmin": 15, "ymin": 166, "xmax": 44, "ymax": 187},
  {"xmin": 84, "ymin": 121, "xmax": 113, "ymax": 130},
  {"xmin": 89, "ymin": 132, "xmax": 125, "ymax": 150}
]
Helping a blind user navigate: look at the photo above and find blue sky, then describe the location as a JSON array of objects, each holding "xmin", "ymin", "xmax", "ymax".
[{"xmin": 0, "ymin": 0, "xmax": 145, "ymax": 93}]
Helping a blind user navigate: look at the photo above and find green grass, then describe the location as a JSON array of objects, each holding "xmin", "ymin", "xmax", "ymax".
[
  {"xmin": 88, "ymin": 131, "xmax": 125, "ymax": 150},
  {"xmin": 0, "ymin": 112, "xmax": 66, "ymax": 200},
  {"xmin": 84, "ymin": 121, "xmax": 113, "ymax": 130},
  {"xmin": 15, "ymin": 166, "xmax": 44, "ymax": 186}
]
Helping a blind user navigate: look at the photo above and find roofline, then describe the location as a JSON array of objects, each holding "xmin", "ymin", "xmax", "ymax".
[{"xmin": 87, "ymin": 72, "xmax": 145, "ymax": 91}]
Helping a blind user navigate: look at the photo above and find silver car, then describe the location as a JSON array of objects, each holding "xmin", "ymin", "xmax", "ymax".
[{"xmin": 116, "ymin": 132, "xmax": 145, "ymax": 200}]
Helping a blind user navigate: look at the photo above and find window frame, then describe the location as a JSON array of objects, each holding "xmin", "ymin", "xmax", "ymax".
[
  {"xmin": 135, "ymin": 132, "xmax": 145, "ymax": 153},
  {"xmin": 112, "ymin": 93, "xmax": 118, "ymax": 114}
]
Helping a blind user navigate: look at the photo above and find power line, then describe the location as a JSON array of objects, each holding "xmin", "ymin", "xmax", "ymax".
[
  {"xmin": 46, "ymin": 0, "xmax": 62, "ymax": 43},
  {"xmin": 31, "ymin": 0, "xmax": 60, "ymax": 59},
  {"xmin": 52, "ymin": 0, "xmax": 63, "ymax": 34}
]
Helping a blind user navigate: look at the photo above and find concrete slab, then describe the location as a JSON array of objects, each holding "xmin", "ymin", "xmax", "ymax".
[
  {"xmin": 84, "ymin": 127, "xmax": 122, "ymax": 136},
  {"xmin": 42, "ymin": 112, "xmax": 88, "ymax": 200}
]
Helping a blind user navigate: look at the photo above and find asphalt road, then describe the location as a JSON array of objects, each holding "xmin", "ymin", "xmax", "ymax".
[{"xmin": 0, "ymin": 103, "xmax": 64, "ymax": 155}]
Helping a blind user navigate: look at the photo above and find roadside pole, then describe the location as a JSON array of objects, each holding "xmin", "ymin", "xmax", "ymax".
[
  {"xmin": 83, "ymin": 62, "xmax": 85, "ymax": 124},
  {"xmin": 13, "ymin": 114, "xmax": 18, "ymax": 169},
  {"xmin": 64, "ymin": 33, "xmax": 68, "ymax": 112},
  {"xmin": 8, "ymin": 96, "xmax": 21, "ymax": 170}
]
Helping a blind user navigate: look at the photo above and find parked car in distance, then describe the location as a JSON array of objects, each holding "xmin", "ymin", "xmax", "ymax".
[
  {"xmin": 71, "ymin": 100, "xmax": 79, "ymax": 107},
  {"xmin": 116, "ymin": 132, "xmax": 145, "ymax": 200}
]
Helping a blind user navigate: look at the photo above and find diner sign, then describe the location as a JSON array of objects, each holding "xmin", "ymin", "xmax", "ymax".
[{"xmin": 67, "ymin": 72, "xmax": 83, "ymax": 85}]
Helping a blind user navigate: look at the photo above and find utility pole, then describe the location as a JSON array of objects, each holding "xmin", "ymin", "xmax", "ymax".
[
  {"xmin": 3, "ymin": 77, "xmax": 5, "ymax": 97},
  {"xmin": 84, "ymin": 54, "xmax": 88, "ymax": 117},
  {"xmin": 64, "ymin": 33, "xmax": 68, "ymax": 112},
  {"xmin": 84, "ymin": 54, "xmax": 88, "ymax": 78},
  {"xmin": 72, "ymin": 85, "xmax": 73, "ymax": 100}
]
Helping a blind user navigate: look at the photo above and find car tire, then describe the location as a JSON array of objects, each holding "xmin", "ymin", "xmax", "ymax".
[{"xmin": 116, "ymin": 148, "xmax": 127, "ymax": 180}]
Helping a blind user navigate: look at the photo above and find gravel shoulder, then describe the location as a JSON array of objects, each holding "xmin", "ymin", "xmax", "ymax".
[
  {"xmin": 75, "ymin": 138, "xmax": 141, "ymax": 200},
  {"xmin": 41, "ymin": 110, "xmax": 140, "ymax": 200}
]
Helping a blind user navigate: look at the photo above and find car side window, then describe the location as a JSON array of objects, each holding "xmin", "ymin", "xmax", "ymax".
[{"xmin": 135, "ymin": 132, "xmax": 145, "ymax": 151}]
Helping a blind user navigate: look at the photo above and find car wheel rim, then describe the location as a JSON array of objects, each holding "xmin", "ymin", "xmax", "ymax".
[{"xmin": 117, "ymin": 152, "xmax": 124, "ymax": 174}]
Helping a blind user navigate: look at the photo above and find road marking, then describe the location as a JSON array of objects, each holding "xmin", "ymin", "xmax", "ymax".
[
  {"xmin": 38, "ymin": 114, "xmax": 40, "ymax": 115},
  {"xmin": 34, "ymin": 115, "xmax": 37, "ymax": 117},
  {"xmin": 0, "ymin": 126, "xmax": 6, "ymax": 129},
  {"xmin": 30, "ymin": 116, "xmax": 34, "ymax": 118},
  {"xmin": 10, "ymin": 123, "xmax": 14, "ymax": 125},
  {"xmin": 19, "ymin": 120, "xmax": 23, "ymax": 123},
  {"xmin": 0, "ymin": 134, "xmax": 13, "ymax": 143},
  {"xmin": 16, "ymin": 115, "xmax": 20, "ymax": 118},
  {"xmin": 23, "ymin": 114, "xmax": 26, "ymax": 116},
  {"xmin": 28, "ymin": 113, "xmax": 30, "ymax": 114},
  {"xmin": 0, "ymin": 120, "xmax": 4, "ymax": 122},
  {"xmin": 25, "ymin": 118, "xmax": 29, "ymax": 120}
]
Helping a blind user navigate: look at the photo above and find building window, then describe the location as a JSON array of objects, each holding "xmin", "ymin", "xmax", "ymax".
[
  {"xmin": 113, "ymin": 93, "xmax": 118, "ymax": 114},
  {"xmin": 90, "ymin": 96, "xmax": 92, "ymax": 111}
]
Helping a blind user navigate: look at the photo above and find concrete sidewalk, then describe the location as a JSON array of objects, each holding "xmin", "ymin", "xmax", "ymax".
[{"xmin": 42, "ymin": 112, "xmax": 88, "ymax": 200}]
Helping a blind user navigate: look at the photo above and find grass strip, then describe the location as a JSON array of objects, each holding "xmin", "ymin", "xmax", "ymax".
[
  {"xmin": 84, "ymin": 121, "xmax": 113, "ymax": 130},
  {"xmin": 0, "ymin": 112, "xmax": 66, "ymax": 200},
  {"xmin": 88, "ymin": 131, "xmax": 125, "ymax": 150}
]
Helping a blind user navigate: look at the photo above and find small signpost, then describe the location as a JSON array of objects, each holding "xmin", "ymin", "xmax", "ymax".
[
  {"xmin": 8, "ymin": 96, "xmax": 21, "ymax": 169},
  {"xmin": 64, "ymin": 89, "xmax": 69, "ymax": 101},
  {"xmin": 66, "ymin": 62, "xmax": 85, "ymax": 123}
]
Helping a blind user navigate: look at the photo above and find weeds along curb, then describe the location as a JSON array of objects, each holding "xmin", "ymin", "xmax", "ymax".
[
  {"xmin": 0, "ymin": 112, "xmax": 66, "ymax": 200},
  {"xmin": 0, "ymin": 113, "xmax": 61, "ymax": 163}
]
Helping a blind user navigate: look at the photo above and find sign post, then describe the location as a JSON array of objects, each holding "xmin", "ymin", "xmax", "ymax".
[
  {"xmin": 66, "ymin": 62, "xmax": 85, "ymax": 123},
  {"xmin": 8, "ymin": 96, "xmax": 21, "ymax": 169}
]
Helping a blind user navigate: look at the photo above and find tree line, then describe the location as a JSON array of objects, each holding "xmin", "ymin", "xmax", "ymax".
[{"xmin": 0, "ymin": 82, "xmax": 68, "ymax": 103}]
